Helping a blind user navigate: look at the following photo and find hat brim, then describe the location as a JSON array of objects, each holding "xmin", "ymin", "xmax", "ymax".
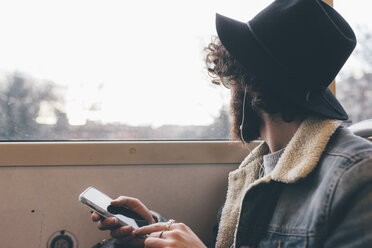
[
  {"xmin": 216, "ymin": 13, "xmax": 348, "ymax": 120},
  {"xmin": 304, "ymin": 88, "xmax": 348, "ymax": 120}
]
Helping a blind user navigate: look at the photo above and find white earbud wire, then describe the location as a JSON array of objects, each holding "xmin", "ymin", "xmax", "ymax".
[{"xmin": 240, "ymin": 85, "xmax": 247, "ymax": 143}]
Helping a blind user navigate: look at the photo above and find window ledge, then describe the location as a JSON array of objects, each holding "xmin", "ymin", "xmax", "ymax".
[{"xmin": 0, "ymin": 141, "xmax": 259, "ymax": 167}]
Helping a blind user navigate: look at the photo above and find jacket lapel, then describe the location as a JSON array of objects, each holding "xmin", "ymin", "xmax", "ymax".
[{"xmin": 216, "ymin": 116, "xmax": 342, "ymax": 248}]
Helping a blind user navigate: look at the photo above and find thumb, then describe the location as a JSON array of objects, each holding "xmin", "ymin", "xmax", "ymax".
[{"xmin": 111, "ymin": 196, "xmax": 156, "ymax": 224}]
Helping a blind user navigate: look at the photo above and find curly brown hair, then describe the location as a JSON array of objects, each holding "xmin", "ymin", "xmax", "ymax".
[{"xmin": 205, "ymin": 36, "xmax": 308, "ymax": 122}]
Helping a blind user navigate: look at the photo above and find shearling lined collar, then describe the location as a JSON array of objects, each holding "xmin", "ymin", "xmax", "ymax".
[
  {"xmin": 270, "ymin": 116, "xmax": 342, "ymax": 183},
  {"xmin": 215, "ymin": 116, "xmax": 342, "ymax": 248}
]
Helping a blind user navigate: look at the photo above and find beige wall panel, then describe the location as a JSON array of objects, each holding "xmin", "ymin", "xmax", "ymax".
[
  {"xmin": 3, "ymin": 208, "xmax": 43, "ymax": 247},
  {"xmin": 0, "ymin": 163, "xmax": 238, "ymax": 247},
  {"xmin": 0, "ymin": 141, "xmax": 253, "ymax": 167}
]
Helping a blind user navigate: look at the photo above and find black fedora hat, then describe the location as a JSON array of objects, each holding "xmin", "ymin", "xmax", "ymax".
[{"xmin": 216, "ymin": 0, "xmax": 356, "ymax": 120}]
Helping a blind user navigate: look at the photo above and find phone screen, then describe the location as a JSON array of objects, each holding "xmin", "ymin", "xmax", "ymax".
[
  {"xmin": 80, "ymin": 187, "xmax": 139, "ymax": 229},
  {"xmin": 83, "ymin": 187, "xmax": 112, "ymax": 211}
]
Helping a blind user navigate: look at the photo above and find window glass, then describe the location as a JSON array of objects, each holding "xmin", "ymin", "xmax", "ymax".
[
  {"xmin": 335, "ymin": 0, "xmax": 372, "ymax": 124},
  {"xmin": 0, "ymin": 0, "xmax": 272, "ymax": 140}
]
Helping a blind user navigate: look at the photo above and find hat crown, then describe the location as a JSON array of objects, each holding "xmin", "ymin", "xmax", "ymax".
[
  {"xmin": 247, "ymin": 0, "xmax": 356, "ymax": 90},
  {"xmin": 215, "ymin": 0, "xmax": 355, "ymax": 120}
]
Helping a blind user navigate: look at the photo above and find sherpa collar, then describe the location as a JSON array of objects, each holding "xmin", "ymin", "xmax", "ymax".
[{"xmin": 215, "ymin": 116, "xmax": 342, "ymax": 248}]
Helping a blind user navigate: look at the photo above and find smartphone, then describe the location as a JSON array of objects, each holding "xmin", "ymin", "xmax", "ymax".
[{"xmin": 79, "ymin": 187, "xmax": 139, "ymax": 229}]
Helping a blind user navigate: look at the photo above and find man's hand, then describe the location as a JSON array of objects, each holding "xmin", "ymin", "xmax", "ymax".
[
  {"xmin": 133, "ymin": 222, "xmax": 207, "ymax": 248},
  {"xmin": 91, "ymin": 196, "xmax": 155, "ymax": 247}
]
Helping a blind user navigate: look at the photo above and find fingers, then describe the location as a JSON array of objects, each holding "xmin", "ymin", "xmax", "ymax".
[
  {"xmin": 111, "ymin": 196, "xmax": 142, "ymax": 209},
  {"xmin": 144, "ymin": 236, "xmax": 170, "ymax": 248},
  {"xmin": 91, "ymin": 212, "xmax": 101, "ymax": 222},
  {"xmin": 97, "ymin": 217, "xmax": 119, "ymax": 230},
  {"xmin": 111, "ymin": 225, "xmax": 134, "ymax": 239},
  {"xmin": 147, "ymin": 229, "xmax": 179, "ymax": 239},
  {"xmin": 111, "ymin": 226, "xmax": 147, "ymax": 247},
  {"xmin": 111, "ymin": 196, "xmax": 155, "ymax": 224},
  {"xmin": 148, "ymin": 231, "xmax": 164, "ymax": 238},
  {"xmin": 133, "ymin": 222, "xmax": 168, "ymax": 236}
]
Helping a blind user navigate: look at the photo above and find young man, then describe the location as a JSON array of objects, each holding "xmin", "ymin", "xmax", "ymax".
[{"xmin": 92, "ymin": 0, "xmax": 372, "ymax": 247}]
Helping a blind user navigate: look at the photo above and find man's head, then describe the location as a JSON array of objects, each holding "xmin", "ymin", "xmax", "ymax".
[
  {"xmin": 205, "ymin": 0, "xmax": 357, "ymax": 142},
  {"xmin": 205, "ymin": 37, "xmax": 308, "ymax": 142}
]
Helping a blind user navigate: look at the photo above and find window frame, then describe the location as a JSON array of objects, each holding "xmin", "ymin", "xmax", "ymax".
[{"xmin": 0, "ymin": 141, "xmax": 257, "ymax": 167}]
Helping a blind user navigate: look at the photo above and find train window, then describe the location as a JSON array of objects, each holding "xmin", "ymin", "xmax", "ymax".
[
  {"xmin": 335, "ymin": 0, "xmax": 372, "ymax": 124},
  {"xmin": 0, "ymin": 0, "xmax": 272, "ymax": 141}
]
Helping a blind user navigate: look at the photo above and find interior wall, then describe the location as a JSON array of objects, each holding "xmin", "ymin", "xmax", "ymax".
[{"xmin": 0, "ymin": 163, "xmax": 238, "ymax": 248}]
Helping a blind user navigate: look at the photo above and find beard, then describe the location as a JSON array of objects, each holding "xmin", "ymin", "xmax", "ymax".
[{"xmin": 230, "ymin": 88, "xmax": 262, "ymax": 143}]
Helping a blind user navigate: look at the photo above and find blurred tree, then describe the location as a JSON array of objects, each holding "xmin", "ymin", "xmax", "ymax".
[
  {"xmin": 0, "ymin": 72, "xmax": 68, "ymax": 140},
  {"xmin": 338, "ymin": 73, "xmax": 372, "ymax": 123},
  {"xmin": 337, "ymin": 25, "xmax": 372, "ymax": 124},
  {"xmin": 354, "ymin": 25, "xmax": 372, "ymax": 66},
  {"xmin": 199, "ymin": 105, "xmax": 231, "ymax": 139}
]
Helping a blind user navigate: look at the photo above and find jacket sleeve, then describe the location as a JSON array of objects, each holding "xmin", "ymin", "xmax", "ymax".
[{"xmin": 324, "ymin": 156, "xmax": 372, "ymax": 247}]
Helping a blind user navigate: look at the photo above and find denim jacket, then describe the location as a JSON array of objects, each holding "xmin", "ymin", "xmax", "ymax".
[{"xmin": 216, "ymin": 116, "xmax": 372, "ymax": 248}]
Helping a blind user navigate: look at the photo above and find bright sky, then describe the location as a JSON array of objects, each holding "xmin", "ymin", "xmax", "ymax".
[
  {"xmin": 0, "ymin": 0, "xmax": 370, "ymax": 126},
  {"xmin": 334, "ymin": 0, "xmax": 372, "ymax": 78}
]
